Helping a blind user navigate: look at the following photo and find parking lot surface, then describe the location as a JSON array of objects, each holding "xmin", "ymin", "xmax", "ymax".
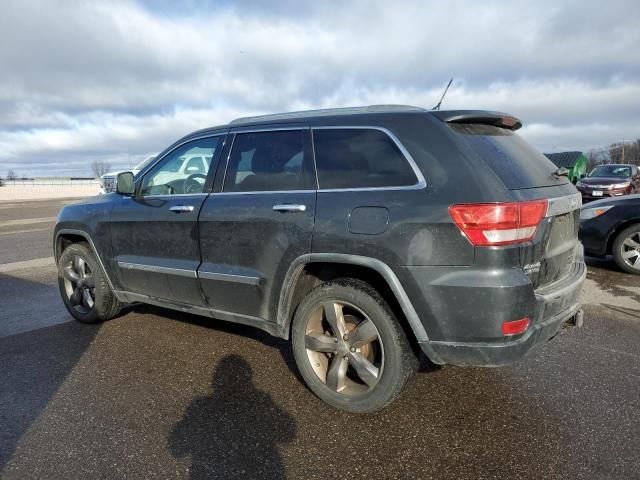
[{"xmin": 1, "ymin": 198, "xmax": 639, "ymax": 479}]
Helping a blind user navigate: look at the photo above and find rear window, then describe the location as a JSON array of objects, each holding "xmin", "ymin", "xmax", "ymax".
[
  {"xmin": 450, "ymin": 123, "xmax": 568, "ymax": 190},
  {"xmin": 313, "ymin": 128, "xmax": 418, "ymax": 189}
]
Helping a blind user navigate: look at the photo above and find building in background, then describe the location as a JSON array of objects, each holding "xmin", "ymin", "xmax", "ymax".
[{"xmin": 545, "ymin": 151, "xmax": 588, "ymax": 184}]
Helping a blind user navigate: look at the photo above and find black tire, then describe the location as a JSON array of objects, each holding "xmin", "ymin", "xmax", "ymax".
[
  {"xmin": 57, "ymin": 242, "xmax": 123, "ymax": 323},
  {"xmin": 291, "ymin": 279, "xmax": 417, "ymax": 413},
  {"xmin": 612, "ymin": 224, "xmax": 640, "ymax": 275}
]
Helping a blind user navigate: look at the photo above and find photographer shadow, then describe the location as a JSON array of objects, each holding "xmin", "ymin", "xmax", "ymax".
[{"xmin": 169, "ymin": 354, "xmax": 296, "ymax": 480}]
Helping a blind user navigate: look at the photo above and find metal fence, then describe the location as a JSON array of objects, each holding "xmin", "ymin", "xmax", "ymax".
[{"xmin": 0, "ymin": 178, "xmax": 100, "ymax": 187}]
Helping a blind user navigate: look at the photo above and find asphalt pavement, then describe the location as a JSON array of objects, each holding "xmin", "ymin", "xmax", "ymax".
[{"xmin": 0, "ymin": 198, "xmax": 639, "ymax": 479}]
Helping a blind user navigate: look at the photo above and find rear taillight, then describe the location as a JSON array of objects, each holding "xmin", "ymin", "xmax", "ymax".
[
  {"xmin": 502, "ymin": 317, "xmax": 530, "ymax": 336},
  {"xmin": 449, "ymin": 200, "xmax": 548, "ymax": 246}
]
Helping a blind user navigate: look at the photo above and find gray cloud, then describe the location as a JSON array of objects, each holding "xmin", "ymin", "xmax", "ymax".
[{"xmin": 0, "ymin": 0, "xmax": 638, "ymax": 176}]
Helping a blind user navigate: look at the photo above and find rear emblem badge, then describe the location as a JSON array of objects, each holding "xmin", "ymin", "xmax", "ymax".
[{"xmin": 524, "ymin": 262, "xmax": 541, "ymax": 274}]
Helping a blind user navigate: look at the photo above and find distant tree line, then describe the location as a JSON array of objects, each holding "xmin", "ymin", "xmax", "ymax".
[
  {"xmin": 1, "ymin": 161, "xmax": 112, "ymax": 184},
  {"xmin": 587, "ymin": 139, "xmax": 640, "ymax": 171},
  {"xmin": 2, "ymin": 169, "xmax": 33, "ymax": 183},
  {"xmin": 91, "ymin": 160, "xmax": 112, "ymax": 178}
]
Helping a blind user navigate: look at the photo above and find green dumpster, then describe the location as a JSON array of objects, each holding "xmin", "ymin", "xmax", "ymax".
[{"xmin": 544, "ymin": 151, "xmax": 588, "ymax": 184}]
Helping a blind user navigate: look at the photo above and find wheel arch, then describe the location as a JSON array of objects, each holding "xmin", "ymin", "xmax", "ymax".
[
  {"xmin": 54, "ymin": 228, "xmax": 122, "ymax": 301},
  {"xmin": 276, "ymin": 253, "xmax": 442, "ymax": 363},
  {"xmin": 55, "ymin": 232, "xmax": 88, "ymax": 261},
  {"xmin": 606, "ymin": 219, "xmax": 640, "ymax": 254}
]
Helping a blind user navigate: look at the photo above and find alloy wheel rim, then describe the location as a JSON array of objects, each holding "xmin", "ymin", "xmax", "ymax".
[
  {"xmin": 621, "ymin": 232, "xmax": 640, "ymax": 270},
  {"xmin": 62, "ymin": 255, "xmax": 96, "ymax": 314},
  {"xmin": 304, "ymin": 300, "xmax": 384, "ymax": 396}
]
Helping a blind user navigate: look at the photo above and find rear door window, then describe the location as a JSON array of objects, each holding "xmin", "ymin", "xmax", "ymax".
[
  {"xmin": 224, "ymin": 130, "xmax": 309, "ymax": 192},
  {"xmin": 313, "ymin": 128, "xmax": 418, "ymax": 189},
  {"xmin": 449, "ymin": 123, "xmax": 568, "ymax": 190}
]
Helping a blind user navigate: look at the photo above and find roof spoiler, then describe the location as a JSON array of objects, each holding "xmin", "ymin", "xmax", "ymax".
[{"xmin": 432, "ymin": 110, "xmax": 522, "ymax": 131}]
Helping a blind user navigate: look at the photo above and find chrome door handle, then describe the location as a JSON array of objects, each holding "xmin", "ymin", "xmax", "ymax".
[
  {"xmin": 169, "ymin": 205, "xmax": 195, "ymax": 213},
  {"xmin": 272, "ymin": 204, "xmax": 306, "ymax": 212}
]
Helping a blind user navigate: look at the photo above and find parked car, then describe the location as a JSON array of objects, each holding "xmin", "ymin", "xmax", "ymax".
[
  {"xmin": 54, "ymin": 105, "xmax": 585, "ymax": 412},
  {"xmin": 579, "ymin": 194, "xmax": 640, "ymax": 274},
  {"xmin": 575, "ymin": 164, "xmax": 640, "ymax": 202},
  {"xmin": 99, "ymin": 155, "xmax": 157, "ymax": 194}
]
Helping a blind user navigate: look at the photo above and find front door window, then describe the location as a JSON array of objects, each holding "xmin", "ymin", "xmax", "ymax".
[{"xmin": 140, "ymin": 137, "xmax": 222, "ymax": 196}]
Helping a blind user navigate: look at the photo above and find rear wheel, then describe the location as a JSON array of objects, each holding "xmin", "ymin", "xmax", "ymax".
[
  {"xmin": 613, "ymin": 224, "xmax": 640, "ymax": 275},
  {"xmin": 58, "ymin": 242, "xmax": 122, "ymax": 323},
  {"xmin": 291, "ymin": 279, "xmax": 417, "ymax": 412}
]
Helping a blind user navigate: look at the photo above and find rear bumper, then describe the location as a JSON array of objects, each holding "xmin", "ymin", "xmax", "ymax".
[
  {"xmin": 421, "ymin": 303, "xmax": 582, "ymax": 367},
  {"xmin": 408, "ymin": 259, "xmax": 586, "ymax": 367}
]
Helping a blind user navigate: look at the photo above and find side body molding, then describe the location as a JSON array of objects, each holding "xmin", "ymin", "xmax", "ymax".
[{"xmin": 276, "ymin": 253, "xmax": 443, "ymax": 363}]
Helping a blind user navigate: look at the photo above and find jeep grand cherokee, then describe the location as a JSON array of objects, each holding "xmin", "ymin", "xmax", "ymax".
[{"xmin": 54, "ymin": 105, "xmax": 585, "ymax": 412}]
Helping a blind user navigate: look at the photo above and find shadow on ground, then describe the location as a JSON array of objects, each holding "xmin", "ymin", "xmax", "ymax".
[
  {"xmin": 168, "ymin": 354, "xmax": 296, "ymax": 480},
  {"xmin": 2, "ymin": 293, "xmax": 638, "ymax": 478},
  {"xmin": 133, "ymin": 304, "xmax": 570, "ymax": 479},
  {"xmin": 0, "ymin": 299, "xmax": 98, "ymax": 470}
]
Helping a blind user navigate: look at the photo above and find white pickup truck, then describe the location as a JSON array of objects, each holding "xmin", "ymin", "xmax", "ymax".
[
  {"xmin": 99, "ymin": 156, "xmax": 156, "ymax": 194},
  {"xmin": 100, "ymin": 152, "xmax": 213, "ymax": 194}
]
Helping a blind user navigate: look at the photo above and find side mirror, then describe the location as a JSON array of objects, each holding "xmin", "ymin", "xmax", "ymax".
[{"xmin": 116, "ymin": 171, "xmax": 135, "ymax": 195}]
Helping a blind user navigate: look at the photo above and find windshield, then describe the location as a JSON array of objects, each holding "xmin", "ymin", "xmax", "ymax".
[
  {"xmin": 589, "ymin": 165, "xmax": 631, "ymax": 178},
  {"xmin": 134, "ymin": 155, "xmax": 156, "ymax": 171}
]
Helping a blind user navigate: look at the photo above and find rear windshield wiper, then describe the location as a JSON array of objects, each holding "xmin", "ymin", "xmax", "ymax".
[{"xmin": 553, "ymin": 167, "xmax": 569, "ymax": 178}]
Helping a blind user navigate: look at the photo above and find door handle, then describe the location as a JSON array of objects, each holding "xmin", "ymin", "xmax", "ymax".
[
  {"xmin": 169, "ymin": 205, "xmax": 195, "ymax": 213},
  {"xmin": 272, "ymin": 204, "xmax": 306, "ymax": 212}
]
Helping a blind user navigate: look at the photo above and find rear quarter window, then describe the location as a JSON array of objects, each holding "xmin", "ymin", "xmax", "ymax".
[
  {"xmin": 450, "ymin": 123, "xmax": 568, "ymax": 190},
  {"xmin": 313, "ymin": 128, "xmax": 418, "ymax": 189}
]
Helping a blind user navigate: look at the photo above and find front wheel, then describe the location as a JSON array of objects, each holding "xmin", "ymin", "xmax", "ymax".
[
  {"xmin": 612, "ymin": 224, "xmax": 640, "ymax": 275},
  {"xmin": 291, "ymin": 279, "xmax": 417, "ymax": 413},
  {"xmin": 57, "ymin": 242, "xmax": 123, "ymax": 323}
]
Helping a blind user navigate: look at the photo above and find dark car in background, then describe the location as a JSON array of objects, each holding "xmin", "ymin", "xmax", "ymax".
[
  {"xmin": 579, "ymin": 194, "xmax": 640, "ymax": 274},
  {"xmin": 576, "ymin": 164, "xmax": 640, "ymax": 202},
  {"xmin": 54, "ymin": 105, "xmax": 585, "ymax": 412}
]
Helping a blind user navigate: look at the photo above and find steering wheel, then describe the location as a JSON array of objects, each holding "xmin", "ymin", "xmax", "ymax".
[{"xmin": 184, "ymin": 173, "xmax": 207, "ymax": 194}]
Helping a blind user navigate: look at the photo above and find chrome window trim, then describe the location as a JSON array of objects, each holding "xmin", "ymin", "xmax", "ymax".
[
  {"xmin": 212, "ymin": 189, "xmax": 314, "ymax": 196},
  {"xmin": 137, "ymin": 132, "xmax": 227, "ymax": 195},
  {"xmin": 221, "ymin": 132, "xmax": 237, "ymax": 193},
  {"xmin": 117, "ymin": 261, "xmax": 197, "ymax": 278},
  {"xmin": 309, "ymin": 128, "xmax": 320, "ymax": 190},
  {"xmin": 127, "ymin": 193, "xmax": 208, "ymax": 200},
  {"xmin": 311, "ymin": 125, "xmax": 427, "ymax": 192},
  {"xmin": 318, "ymin": 184, "xmax": 425, "ymax": 193},
  {"xmin": 230, "ymin": 126, "xmax": 307, "ymax": 134}
]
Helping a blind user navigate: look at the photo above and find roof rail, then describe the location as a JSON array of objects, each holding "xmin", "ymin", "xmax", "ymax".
[{"xmin": 230, "ymin": 104, "xmax": 426, "ymax": 125}]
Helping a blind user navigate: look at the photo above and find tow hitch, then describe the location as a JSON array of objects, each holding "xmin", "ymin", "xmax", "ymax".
[{"xmin": 562, "ymin": 309, "xmax": 584, "ymax": 331}]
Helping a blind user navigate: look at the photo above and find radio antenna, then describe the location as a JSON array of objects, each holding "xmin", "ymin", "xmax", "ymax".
[{"xmin": 433, "ymin": 78, "xmax": 453, "ymax": 111}]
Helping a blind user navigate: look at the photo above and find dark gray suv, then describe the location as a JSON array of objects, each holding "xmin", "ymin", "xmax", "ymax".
[{"xmin": 54, "ymin": 105, "xmax": 586, "ymax": 412}]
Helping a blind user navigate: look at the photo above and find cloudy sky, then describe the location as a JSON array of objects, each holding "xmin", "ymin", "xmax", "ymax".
[{"xmin": 0, "ymin": 0, "xmax": 638, "ymax": 177}]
